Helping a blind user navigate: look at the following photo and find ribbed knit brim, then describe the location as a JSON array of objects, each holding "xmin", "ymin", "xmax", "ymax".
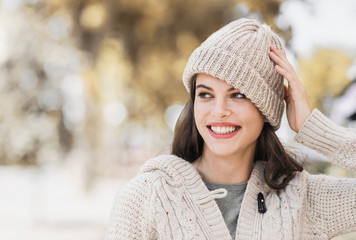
[{"xmin": 182, "ymin": 18, "xmax": 285, "ymax": 130}]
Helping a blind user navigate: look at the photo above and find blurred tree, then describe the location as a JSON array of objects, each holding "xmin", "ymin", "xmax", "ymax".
[
  {"xmin": 297, "ymin": 48, "xmax": 352, "ymax": 111},
  {"xmin": 69, "ymin": 0, "xmax": 287, "ymax": 123},
  {"xmin": 240, "ymin": 0, "xmax": 282, "ymax": 28},
  {"xmin": 0, "ymin": 0, "xmax": 281, "ymax": 169},
  {"xmin": 0, "ymin": 0, "xmax": 287, "ymax": 169},
  {"xmin": 0, "ymin": 7, "xmax": 74, "ymax": 166}
]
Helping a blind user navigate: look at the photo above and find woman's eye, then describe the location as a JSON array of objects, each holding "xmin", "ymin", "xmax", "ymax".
[
  {"xmin": 232, "ymin": 93, "xmax": 246, "ymax": 99},
  {"xmin": 198, "ymin": 92, "xmax": 212, "ymax": 98}
]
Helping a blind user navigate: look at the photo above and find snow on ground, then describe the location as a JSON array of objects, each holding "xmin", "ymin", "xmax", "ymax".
[{"xmin": 0, "ymin": 164, "xmax": 137, "ymax": 240}]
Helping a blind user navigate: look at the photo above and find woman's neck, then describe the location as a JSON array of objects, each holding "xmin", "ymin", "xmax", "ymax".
[{"xmin": 193, "ymin": 150, "xmax": 254, "ymax": 184}]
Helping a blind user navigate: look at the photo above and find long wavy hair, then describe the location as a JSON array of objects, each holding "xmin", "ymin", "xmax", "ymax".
[{"xmin": 171, "ymin": 75, "xmax": 303, "ymax": 190}]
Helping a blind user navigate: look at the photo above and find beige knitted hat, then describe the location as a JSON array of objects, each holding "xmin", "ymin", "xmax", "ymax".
[{"xmin": 182, "ymin": 18, "xmax": 285, "ymax": 130}]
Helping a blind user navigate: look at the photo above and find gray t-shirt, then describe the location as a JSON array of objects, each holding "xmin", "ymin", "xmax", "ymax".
[{"xmin": 204, "ymin": 180, "xmax": 247, "ymax": 240}]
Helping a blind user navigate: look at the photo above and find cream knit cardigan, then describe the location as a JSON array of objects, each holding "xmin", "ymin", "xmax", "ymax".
[{"xmin": 105, "ymin": 109, "xmax": 356, "ymax": 240}]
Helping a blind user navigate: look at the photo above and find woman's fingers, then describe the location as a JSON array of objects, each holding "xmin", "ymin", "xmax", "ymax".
[
  {"xmin": 269, "ymin": 46, "xmax": 302, "ymax": 89},
  {"xmin": 270, "ymin": 47, "xmax": 292, "ymax": 74},
  {"xmin": 269, "ymin": 46, "xmax": 289, "ymax": 68},
  {"xmin": 275, "ymin": 65, "xmax": 292, "ymax": 82},
  {"xmin": 269, "ymin": 45, "xmax": 312, "ymax": 132},
  {"xmin": 269, "ymin": 49, "xmax": 284, "ymax": 68},
  {"xmin": 270, "ymin": 45, "xmax": 307, "ymax": 100}
]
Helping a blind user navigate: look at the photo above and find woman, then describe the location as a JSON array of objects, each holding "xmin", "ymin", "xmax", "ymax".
[{"xmin": 105, "ymin": 18, "xmax": 356, "ymax": 240}]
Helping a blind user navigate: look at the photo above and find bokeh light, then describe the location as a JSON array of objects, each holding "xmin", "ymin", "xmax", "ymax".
[
  {"xmin": 164, "ymin": 103, "xmax": 185, "ymax": 132},
  {"xmin": 103, "ymin": 101, "xmax": 127, "ymax": 126},
  {"xmin": 80, "ymin": 2, "xmax": 107, "ymax": 31}
]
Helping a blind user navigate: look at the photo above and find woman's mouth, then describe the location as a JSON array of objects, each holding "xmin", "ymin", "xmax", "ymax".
[
  {"xmin": 209, "ymin": 126, "xmax": 240, "ymax": 134},
  {"xmin": 207, "ymin": 124, "xmax": 241, "ymax": 139}
]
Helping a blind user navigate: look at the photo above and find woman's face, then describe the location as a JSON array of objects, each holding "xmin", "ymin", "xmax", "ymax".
[{"xmin": 194, "ymin": 73, "xmax": 265, "ymax": 159}]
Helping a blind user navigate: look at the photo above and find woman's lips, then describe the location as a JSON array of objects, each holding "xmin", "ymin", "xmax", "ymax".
[{"xmin": 207, "ymin": 122, "xmax": 241, "ymax": 139}]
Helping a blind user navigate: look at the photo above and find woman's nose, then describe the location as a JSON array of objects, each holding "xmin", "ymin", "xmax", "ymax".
[{"xmin": 211, "ymin": 99, "xmax": 231, "ymax": 118}]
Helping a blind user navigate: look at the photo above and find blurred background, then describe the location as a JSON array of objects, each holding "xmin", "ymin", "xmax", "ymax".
[{"xmin": 0, "ymin": 0, "xmax": 355, "ymax": 239}]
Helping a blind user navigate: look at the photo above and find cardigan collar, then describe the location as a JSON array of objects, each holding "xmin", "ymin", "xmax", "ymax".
[{"xmin": 140, "ymin": 154, "xmax": 269, "ymax": 240}]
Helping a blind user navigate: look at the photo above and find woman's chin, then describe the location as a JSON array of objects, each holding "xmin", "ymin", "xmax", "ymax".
[{"xmin": 205, "ymin": 146, "xmax": 242, "ymax": 158}]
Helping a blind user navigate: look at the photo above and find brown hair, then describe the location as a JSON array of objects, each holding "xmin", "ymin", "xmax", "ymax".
[{"xmin": 171, "ymin": 75, "xmax": 303, "ymax": 190}]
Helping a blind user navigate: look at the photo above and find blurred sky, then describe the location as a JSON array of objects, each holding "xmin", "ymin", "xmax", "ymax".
[{"xmin": 279, "ymin": 0, "xmax": 356, "ymax": 59}]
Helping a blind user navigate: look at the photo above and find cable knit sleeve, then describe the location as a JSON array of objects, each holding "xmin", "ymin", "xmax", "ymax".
[
  {"xmin": 104, "ymin": 173, "xmax": 158, "ymax": 240},
  {"xmin": 295, "ymin": 108, "xmax": 356, "ymax": 170},
  {"xmin": 295, "ymin": 109, "xmax": 356, "ymax": 238}
]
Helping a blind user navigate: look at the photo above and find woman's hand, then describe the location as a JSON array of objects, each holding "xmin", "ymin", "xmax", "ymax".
[{"xmin": 269, "ymin": 46, "xmax": 312, "ymax": 133}]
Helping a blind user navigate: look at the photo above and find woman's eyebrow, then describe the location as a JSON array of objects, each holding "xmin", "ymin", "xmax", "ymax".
[
  {"xmin": 196, "ymin": 84, "xmax": 212, "ymax": 90},
  {"xmin": 196, "ymin": 84, "xmax": 236, "ymax": 92}
]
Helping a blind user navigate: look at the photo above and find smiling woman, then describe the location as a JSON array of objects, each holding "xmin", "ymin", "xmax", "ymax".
[
  {"xmin": 105, "ymin": 18, "xmax": 356, "ymax": 240},
  {"xmin": 191, "ymin": 73, "xmax": 266, "ymax": 184}
]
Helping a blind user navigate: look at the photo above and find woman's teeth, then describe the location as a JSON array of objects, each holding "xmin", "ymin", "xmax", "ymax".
[{"xmin": 210, "ymin": 126, "xmax": 239, "ymax": 134}]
